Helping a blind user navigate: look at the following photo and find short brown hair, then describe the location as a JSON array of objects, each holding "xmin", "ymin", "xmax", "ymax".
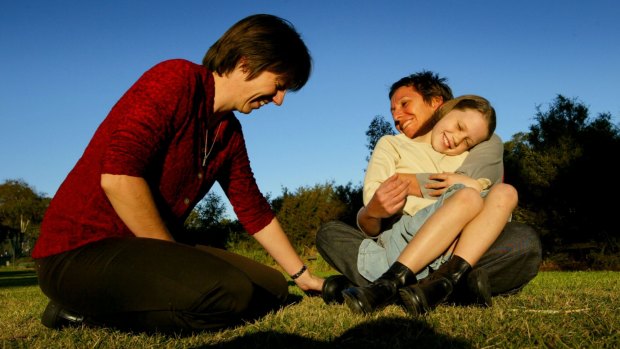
[
  {"xmin": 203, "ymin": 14, "xmax": 312, "ymax": 91},
  {"xmin": 388, "ymin": 71, "xmax": 453, "ymax": 105}
]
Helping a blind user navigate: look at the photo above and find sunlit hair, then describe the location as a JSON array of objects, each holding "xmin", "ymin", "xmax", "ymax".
[
  {"xmin": 429, "ymin": 95, "xmax": 497, "ymax": 141},
  {"xmin": 203, "ymin": 14, "xmax": 312, "ymax": 91},
  {"xmin": 388, "ymin": 70, "xmax": 453, "ymax": 105}
]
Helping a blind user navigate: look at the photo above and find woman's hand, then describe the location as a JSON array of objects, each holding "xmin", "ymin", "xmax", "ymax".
[
  {"xmin": 252, "ymin": 218, "xmax": 325, "ymax": 294},
  {"xmin": 293, "ymin": 269, "xmax": 324, "ymax": 293},
  {"xmin": 357, "ymin": 174, "xmax": 409, "ymax": 236},
  {"xmin": 366, "ymin": 174, "xmax": 410, "ymax": 219}
]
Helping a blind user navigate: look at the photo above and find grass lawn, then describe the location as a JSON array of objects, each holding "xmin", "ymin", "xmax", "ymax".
[{"xmin": 1, "ymin": 266, "xmax": 618, "ymax": 348}]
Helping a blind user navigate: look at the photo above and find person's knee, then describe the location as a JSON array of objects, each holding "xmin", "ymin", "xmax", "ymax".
[
  {"xmin": 171, "ymin": 276, "xmax": 269, "ymax": 331},
  {"xmin": 479, "ymin": 223, "xmax": 542, "ymax": 272},
  {"xmin": 191, "ymin": 277, "xmax": 254, "ymax": 317},
  {"xmin": 457, "ymin": 187, "xmax": 482, "ymax": 200},
  {"xmin": 488, "ymin": 183, "xmax": 519, "ymax": 210},
  {"xmin": 265, "ymin": 272, "xmax": 289, "ymax": 303},
  {"xmin": 492, "ymin": 223, "xmax": 542, "ymax": 288},
  {"xmin": 452, "ymin": 187, "xmax": 483, "ymax": 211},
  {"xmin": 516, "ymin": 226, "xmax": 543, "ymax": 282},
  {"xmin": 511, "ymin": 223, "xmax": 542, "ymax": 256},
  {"xmin": 500, "ymin": 223, "xmax": 542, "ymax": 260},
  {"xmin": 316, "ymin": 220, "xmax": 341, "ymax": 249}
]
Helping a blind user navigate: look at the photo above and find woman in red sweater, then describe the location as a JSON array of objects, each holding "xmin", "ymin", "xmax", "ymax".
[{"xmin": 33, "ymin": 14, "xmax": 323, "ymax": 333}]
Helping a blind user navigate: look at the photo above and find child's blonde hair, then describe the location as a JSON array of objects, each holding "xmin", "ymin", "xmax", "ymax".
[{"xmin": 430, "ymin": 95, "xmax": 496, "ymax": 141}]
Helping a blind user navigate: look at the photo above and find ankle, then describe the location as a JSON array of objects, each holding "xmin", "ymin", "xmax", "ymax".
[{"xmin": 382, "ymin": 261, "xmax": 417, "ymax": 287}]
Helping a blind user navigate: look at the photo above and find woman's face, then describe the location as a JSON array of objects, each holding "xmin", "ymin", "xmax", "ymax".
[
  {"xmin": 430, "ymin": 108, "xmax": 489, "ymax": 156},
  {"xmin": 233, "ymin": 68, "xmax": 287, "ymax": 114},
  {"xmin": 390, "ymin": 86, "xmax": 442, "ymax": 138}
]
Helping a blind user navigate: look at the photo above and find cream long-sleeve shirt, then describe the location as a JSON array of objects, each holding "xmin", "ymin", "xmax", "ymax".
[
  {"xmin": 364, "ymin": 133, "xmax": 503, "ymax": 216},
  {"xmin": 364, "ymin": 133, "xmax": 468, "ymax": 216}
]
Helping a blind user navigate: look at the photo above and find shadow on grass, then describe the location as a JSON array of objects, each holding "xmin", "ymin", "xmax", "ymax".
[
  {"xmin": 0, "ymin": 269, "xmax": 38, "ymax": 288},
  {"xmin": 191, "ymin": 316, "xmax": 471, "ymax": 349}
]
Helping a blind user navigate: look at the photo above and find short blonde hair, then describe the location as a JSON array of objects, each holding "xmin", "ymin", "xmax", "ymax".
[{"xmin": 429, "ymin": 95, "xmax": 496, "ymax": 140}]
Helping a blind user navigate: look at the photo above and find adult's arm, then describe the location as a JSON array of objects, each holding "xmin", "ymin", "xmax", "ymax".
[
  {"xmin": 99, "ymin": 61, "xmax": 197, "ymax": 241},
  {"xmin": 215, "ymin": 118, "xmax": 323, "ymax": 292},
  {"xmin": 363, "ymin": 136, "xmax": 400, "ymax": 207},
  {"xmin": 358, "ymin": 136, "xmax": 412, "ymax": 236},
  {"xmin": 101, "ymin": 174, "xmax": 174, "ymax": 241},
  {"xmin": 253, "ymin": 217, "xmax": 324, "ymax": 292},
  {"xmin": 357, "ymin": 174, "xmax": 410, "ymax": 236}
]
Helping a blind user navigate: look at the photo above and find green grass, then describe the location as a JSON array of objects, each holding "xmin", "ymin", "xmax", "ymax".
[{"xmin": 1, "ymin": 265, "xmax": 618, "ymax": 349}]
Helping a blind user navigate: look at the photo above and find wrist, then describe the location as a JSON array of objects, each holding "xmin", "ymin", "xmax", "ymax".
[
  {"xmin": 363, "ymin": 203, "xmax": 381, "ymax": 219},
  {"xmin": 290, "ymin": 264, "xmax": 307, "ymax": 280}
]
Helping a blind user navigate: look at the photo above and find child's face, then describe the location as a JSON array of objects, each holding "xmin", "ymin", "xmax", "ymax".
[{"xmin": 430, "ymin": 108, "xmax": 489, "ymax": 156}]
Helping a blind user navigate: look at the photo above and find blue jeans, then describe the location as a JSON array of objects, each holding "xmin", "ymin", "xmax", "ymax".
[{"xmin": 316, "ymin": 220, "xmax": 542, "ymax": 295}]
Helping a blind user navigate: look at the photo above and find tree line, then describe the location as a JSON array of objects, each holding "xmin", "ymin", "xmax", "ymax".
[
  {"xmin": 0, "ymin": 179, "xmax": 50, "ymax": 265},
  {"xmin": 1, "ymin": 95, "xmax": 618, "ymax": 269}
]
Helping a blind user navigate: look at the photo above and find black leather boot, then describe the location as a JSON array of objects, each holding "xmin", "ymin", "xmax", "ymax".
[
  {"xmin": 399, "ymin": 255, "xmax": 488, "ymax": 316},
  {"xmin": 342, "ymin": 261, "xmax": 417, "ymax": 314},
  {"xmin": 450, "ymin": 267, "xmax": 492, "ymax": 307},
  {"xmin": 322, "ymin": 274, "xmax": 355, "ymax": 305},
  {"xmin": 41, "ymin": 300, "xmax": 85, "ymax": 329}
]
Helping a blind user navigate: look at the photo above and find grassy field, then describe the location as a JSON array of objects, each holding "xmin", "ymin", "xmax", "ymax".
[{"xmin": 1, "ymin": 265, "xmax": 618, "ymax": 349}]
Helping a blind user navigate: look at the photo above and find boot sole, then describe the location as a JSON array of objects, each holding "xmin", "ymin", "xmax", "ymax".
[
  {"xmin": 399, "ymin": 286, "xmax": 428, "ymax": 316},
  {"xmin": 342, "ymin": 289, "xmax": 370, "ymax": 314}
]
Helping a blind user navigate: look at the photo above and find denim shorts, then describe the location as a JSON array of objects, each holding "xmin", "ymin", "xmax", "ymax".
[{"xmin": 358, "ymin": 184, "xmax": 473, "ymax": 281}]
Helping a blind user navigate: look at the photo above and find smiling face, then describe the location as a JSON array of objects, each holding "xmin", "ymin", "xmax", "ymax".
[
  {"xmin": 234, "ymin": 70, "xmax": 287, "ymax": 114},
  {"xmin": 390, "ymin": 86, "xmax": 442, "ymax": 138},
  {"xmin": 430, "ymin": 108, "xmax": 490, "ymax": 156}
]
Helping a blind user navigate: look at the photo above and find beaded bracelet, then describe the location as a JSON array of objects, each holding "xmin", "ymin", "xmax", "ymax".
[{"xmin": 290, "ymin": 265, "xmax": 307, "ymax": 280}]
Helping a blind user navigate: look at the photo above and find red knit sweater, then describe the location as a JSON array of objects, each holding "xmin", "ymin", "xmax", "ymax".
[{"xmin": 32, "ymin": 59, "xmax": 274, "ymax": 258}]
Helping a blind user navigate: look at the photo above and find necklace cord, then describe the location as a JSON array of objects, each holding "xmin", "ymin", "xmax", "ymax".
[{"xmin": 202, "ymin": 122, "xmax": 222, "ymax": 166}]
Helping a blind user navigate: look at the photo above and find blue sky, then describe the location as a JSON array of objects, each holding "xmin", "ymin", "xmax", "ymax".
[{"xmin": 2, "ymin": 0, "xmax": 619, "ymax": 218}]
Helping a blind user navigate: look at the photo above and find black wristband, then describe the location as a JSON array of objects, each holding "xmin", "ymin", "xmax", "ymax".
[{"xmin": 290, "ymin": 265, "xmax": 307, "ymax": 280}]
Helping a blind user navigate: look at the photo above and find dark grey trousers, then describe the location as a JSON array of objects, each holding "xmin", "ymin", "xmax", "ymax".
[
  {"xmin": 36, "ymin": 237, "xmax": 288, "ymax": 333},
  {"xmin": 316, "ymin": 220, "xmax": 542, "ymax": 295}
]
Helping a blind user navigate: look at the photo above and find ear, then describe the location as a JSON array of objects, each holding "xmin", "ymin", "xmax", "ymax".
[{"xmin": 430, "ymin": 96, "xmax": 444, "ymax": 110}]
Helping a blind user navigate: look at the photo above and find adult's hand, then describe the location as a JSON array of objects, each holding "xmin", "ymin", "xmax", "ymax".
[
  {"xmin": 425, "ymin": 172, "xmax": 482, "ymax": 197},
  {"xmin": 253, "ymin": 218, "xmax": 324, "ymax": 293},
  {"xmin": 294, "ymin": 270, "xmax": 325, "ymax": 293},
  {"xmin": 366, "ymin": 174, "xmax": 410, "ymax": 218},
  {"xmin": 358, "ymin": 174, "xmax": 409, "ymax": 236}
]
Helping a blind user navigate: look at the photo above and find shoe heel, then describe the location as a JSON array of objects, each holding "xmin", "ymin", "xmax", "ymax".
[
  {"xmin": 342, "ymin": 288, "xmax": 369, "ymax": 314},
  {"xmin": 467, "ymin": 268, "xmax": 492, "ymax": 307},
  {"xmin": 322, "ymin": 275, "xmax": 354, "ymax": 305},
  {"xmin": 41, "ymin": 301, "xmax": 84, "ymax": 329},
  {"xmin": 41, "ymin": 301, "xmax": 63, "ymax": 329},
  {"xmin": 399, "ymin": 286, "xmax": 426, "ymax": 316}
]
